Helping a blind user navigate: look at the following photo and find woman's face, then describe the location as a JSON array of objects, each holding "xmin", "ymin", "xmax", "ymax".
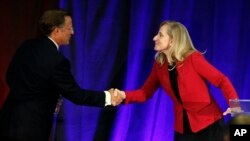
[{"xmin": 153, "ymin": 25, "xmax": 172, "ymax": 52}]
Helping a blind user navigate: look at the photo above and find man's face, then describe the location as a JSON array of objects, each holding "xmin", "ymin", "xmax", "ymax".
[{"xmin": 57, "ymin": 16, "xmax": 74, "ymax": 45}]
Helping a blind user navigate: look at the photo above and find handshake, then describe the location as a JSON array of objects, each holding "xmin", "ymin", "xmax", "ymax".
[{"xmin": 108, "ymin": 88, "xmax": 126, "ymax": 106}]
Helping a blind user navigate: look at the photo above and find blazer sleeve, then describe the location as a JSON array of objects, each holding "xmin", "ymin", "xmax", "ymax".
[
  {"xmin": 191, "ymin": 52, "xmax": 239, "ymax": 102},
  {"xmin": 52, "ymin": 57, "xmax": 105, "ymax": 107},
  {"xmin": 125, "ymin": 62, "xmax": 160, "ymax": 104}
]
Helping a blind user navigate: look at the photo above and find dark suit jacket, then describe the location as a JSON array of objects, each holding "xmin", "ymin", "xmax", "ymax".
[{"xmin": 0, "ymin": 37, "xmax": 105, "ymax": 141}]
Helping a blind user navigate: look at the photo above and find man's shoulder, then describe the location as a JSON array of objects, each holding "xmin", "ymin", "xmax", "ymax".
[
  {"xmin": 19, "ymin": 37, "xmax": 57, "ymax": 52},
  {"xmin": 21, "ymin": 37, "xmax": 50, "ymax": 45}
]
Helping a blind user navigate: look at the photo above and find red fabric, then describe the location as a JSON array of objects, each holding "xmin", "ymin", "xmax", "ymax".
[{"xmin": 125, "ymin": 51, "xmax": 238, "ymax": 133}]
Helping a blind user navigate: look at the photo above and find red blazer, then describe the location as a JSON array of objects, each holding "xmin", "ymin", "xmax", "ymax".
[{"xmin": 125, "ymin": 51, "xmax": 238, "ymax": 133}]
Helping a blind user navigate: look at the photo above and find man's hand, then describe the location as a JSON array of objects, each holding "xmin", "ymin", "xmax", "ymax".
[{"xmin": 108, "ymin": 88, "xmax": 126, "ymax": 106}]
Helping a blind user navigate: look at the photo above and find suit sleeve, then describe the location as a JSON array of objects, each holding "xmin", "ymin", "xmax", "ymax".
[
  {"xmin": 52, "ymin": 57, "xmax": 105, "ymax": 107},
  {"xmin": 125, "ymin": 62, "xmax": 160, "ymax": 104},
  {"xmin": 191, "ymin": 52, "xmax": 239, "ymax": 103}
]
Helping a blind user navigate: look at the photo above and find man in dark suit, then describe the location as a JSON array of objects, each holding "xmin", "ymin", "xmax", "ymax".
[{"xmin": 0, "ymin": 9, "xmax": 125, "ymax": 141}]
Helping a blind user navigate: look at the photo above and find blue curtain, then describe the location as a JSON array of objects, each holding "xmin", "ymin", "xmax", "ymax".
[{"xmin": 57, "ymin": 0, "xmax": 250, "ymax": 140}]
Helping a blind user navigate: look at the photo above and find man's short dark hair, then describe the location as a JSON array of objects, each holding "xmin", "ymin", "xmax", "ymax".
[{"xmin": 39, "ymin": 9, "xmax": 71, "ymax": 36}]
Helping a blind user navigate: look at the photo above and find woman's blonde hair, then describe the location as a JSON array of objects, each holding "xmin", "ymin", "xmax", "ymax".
[{"xmin": 155, "ymin": 21, "xmax": 197, "ymax": 66}]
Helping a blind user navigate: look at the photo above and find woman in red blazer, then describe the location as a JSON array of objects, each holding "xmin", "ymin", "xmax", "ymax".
[{"xmin": 118, "ymin": 21, "xmax": 239, "ymax": 141}]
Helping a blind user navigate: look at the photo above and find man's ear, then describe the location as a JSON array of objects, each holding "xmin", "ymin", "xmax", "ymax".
[
  {"xmin": 50, "ymin": 27, "xmax": 60, "ymax": 37},
  {"xmin": 53, "ymin": 27, "xmax": 60, "ymax": 33}
]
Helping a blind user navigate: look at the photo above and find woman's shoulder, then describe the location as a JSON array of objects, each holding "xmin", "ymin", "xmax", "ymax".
[
  {"xmin": 179, "ymin": 51, "xmax": 204, "ymax": 65},
  {"xmin": 186, "ymin": 50, "xmax": 204, "ymax": 59}
]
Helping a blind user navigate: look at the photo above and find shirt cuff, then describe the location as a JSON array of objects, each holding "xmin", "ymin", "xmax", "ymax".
[{"xmin": 104, "ymin": 91, "xmax": 111, "ymax": 106}]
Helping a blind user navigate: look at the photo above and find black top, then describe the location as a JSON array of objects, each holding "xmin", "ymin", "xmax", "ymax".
[{"xmin": 168, "ymin": 65, "xmax": 192, "ymax": 133}]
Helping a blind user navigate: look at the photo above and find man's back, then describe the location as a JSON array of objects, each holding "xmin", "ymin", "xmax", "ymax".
[{"xmin": 0, "ymin": 37, "xmax": 62, "ymax": 141}]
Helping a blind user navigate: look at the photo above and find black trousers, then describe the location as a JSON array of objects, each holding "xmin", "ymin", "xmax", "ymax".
[{"xmin": 174, "ymin": 112, "xmax": 226, "ymax": 141}]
